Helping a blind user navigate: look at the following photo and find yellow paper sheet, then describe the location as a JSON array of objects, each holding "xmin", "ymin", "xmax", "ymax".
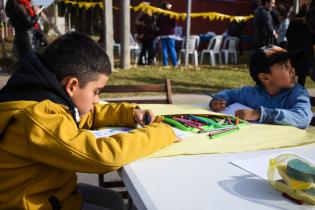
[{"xmin": 140, "ymin": 104, "xmax": 315, "ymax": 158}]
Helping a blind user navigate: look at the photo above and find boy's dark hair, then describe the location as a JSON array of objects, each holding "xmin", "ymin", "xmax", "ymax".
[
  {"xmin": 42, "ymin": 32, "xmax": 111, "ymax": 87},
  {"xmin": 249, "ymin": 45, "xmax": 302, "ymax": 84}
]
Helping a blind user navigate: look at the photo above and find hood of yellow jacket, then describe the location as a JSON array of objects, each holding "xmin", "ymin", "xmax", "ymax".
[{"xmin": 0, "ymin": 51, "xmax": 79, "ymax": 127}]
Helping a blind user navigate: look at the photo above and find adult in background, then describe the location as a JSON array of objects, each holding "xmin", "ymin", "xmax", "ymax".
[
  {"xmin": 306, "ymin": 0, "xmax": 315, "ymax": 80},
  {"xmin": 307, "ymin": 0, "xmax": 315, "ymax": 36},
  {"xmin": 227, "ymin": 12, "xmax": 245, "ymax": 56},
  {"xmin": 253, "ymin": 0, "xmax": 278, "ymax": 49},
  {"xmin": 5, "ymin": 0, "xmax": 47, "ymax": 59},
  {"xmin": 277, "ymin": 4, "xmax": 291, "ymax": 49},
  {"xmin": 286, "ymin": 0, "xmax": 313, "ymax": 86},
  {"xmin": 156, "ymin": 1, "xmax": 178, "ymax": 67},
  {"xmin": 135, "ymin": 2, "xmax": 156, "ymax": 65}
]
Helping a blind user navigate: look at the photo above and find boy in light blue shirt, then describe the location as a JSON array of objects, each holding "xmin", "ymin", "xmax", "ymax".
[{"xmin": 210, "ymin": 45, "xmax": 313, "ymax": 129}]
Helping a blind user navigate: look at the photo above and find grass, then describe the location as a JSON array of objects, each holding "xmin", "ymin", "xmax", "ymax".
[
  {"xmin": 108, "ymin": 52, "xmax": 315, "ymax": 96},
  {"xmin": 1, "ymin": 39, "xmax": 314, "ymax": 96},
  {"xmin": 109, "ymin": 64, "xmax": 254, "ymax": 94}
]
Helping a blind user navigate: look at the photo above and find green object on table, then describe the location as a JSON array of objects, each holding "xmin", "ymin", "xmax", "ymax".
[
  {"xmin": 208, "ymin": 127, "xmax": 239, "ymax": 139},
  {"xmin": 163, "ymin": 117, "xmax": 194, "ymax": 131},
  {"xmin": 197, "ymin": 116, "xmax": 224, "ymax": 128},
  {"xmin": 287, "ymin": 159, "xmax": 315, "ymax": 183}
]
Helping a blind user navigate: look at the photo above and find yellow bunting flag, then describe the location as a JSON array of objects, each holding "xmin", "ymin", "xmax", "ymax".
[{"xmin": 63, "ymin": 1, "xmax": 253, "ymax": 22}]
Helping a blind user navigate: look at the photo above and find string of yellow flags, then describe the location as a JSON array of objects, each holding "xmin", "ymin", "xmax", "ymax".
[{"xmin": 63, "ymin": 1, "xmax": 253, "ymax": 22}]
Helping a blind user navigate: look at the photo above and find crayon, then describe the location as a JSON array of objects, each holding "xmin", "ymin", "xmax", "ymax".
[
  {"xmin": 205, "ymin": 92, "xmax": 215, "ymax": 98},
  {"xmin": 235, "ymin": 116, "xmax": 239, "ymax": 125},
  {"xmin": 144, "ymin": 114, "xmax": 151, "ymax": 125},
  {"xmin": 208, "ymin": 126, "xmax": 239, "ymax": 139},
  {"xmin": 227, "ymin": 116, "xmax": 232, "ymax": 124}
]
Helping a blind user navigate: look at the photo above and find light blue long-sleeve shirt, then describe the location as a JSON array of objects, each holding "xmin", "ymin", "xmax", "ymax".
[{"xmin": 212, "ymin": 84, "xmax": 313, "ymax": 129}]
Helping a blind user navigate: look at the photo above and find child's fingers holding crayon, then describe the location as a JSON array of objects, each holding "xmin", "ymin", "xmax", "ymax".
[{"xmin": 133, "ymin": 109, "xmax": 155, "ymax": 127}]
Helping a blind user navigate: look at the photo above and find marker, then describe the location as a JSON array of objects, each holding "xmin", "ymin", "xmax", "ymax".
[
  {"xmin": 172, "ymin": 117, "xmax": 204, "ymax": 131},
  {"xmin": 205, "ymin": 92, "xmax": 215, "ymax": 98},
  {"xmin": 235, "ymin": 117, "xmax": 240, "ymax": 125},
  {"xmin": 189, "ymin": 115, "xmax": 212, "ymax": 126},
  {"xmin": 144, "ymin": 114, "xmax": 151, "ymax": 125},
  {"xmin": 227, "ymin": 116, "xmax": 232, "ymax": 125},
  {"xmin": 208, "ymin": 126, "xmax": 239, "ymax": 139},
  {"xmin": 163, "ymin": 117, "xmax": 194, "ymax": 131}
]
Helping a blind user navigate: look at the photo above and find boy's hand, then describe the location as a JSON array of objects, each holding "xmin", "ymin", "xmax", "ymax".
[
  {"xmin": 235, "ymin": 109, "xmax": 260, "ymax": 121},
  {"xmin": 209, "ymin": 99, "xmax": 227, "ymax": 112},
  {"xmin": 134, "ymin": 109, "xmax": 154, "ymax": 127}
]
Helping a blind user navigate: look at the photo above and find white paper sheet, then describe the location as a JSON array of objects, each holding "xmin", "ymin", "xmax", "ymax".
[
  {"xmin": 90, "ymin": 127, "xmax": 133, "ymax": 138},
  {"xmin": 171, "ymin": 127, "xmax": 192, "ymax": 139},
  {"xmin": 90, "ymin": 127, "xmax": 191, "ymax": 139},
  {"xmin": 220, "ymin": 103, "xmax": 251, "ymax": 116},
  {"xmin": 230, "ymin": 153, "xmax": 315, "ymax": 180}
]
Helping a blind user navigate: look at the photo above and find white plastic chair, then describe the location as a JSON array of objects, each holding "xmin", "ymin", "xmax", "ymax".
[
  {"xmin": 177, "ymin": 35, "xmax": 200, "ymax": 66},
  {"xmin": 113, "ymin": 34, "xmax": 141, "ymax": 62},
  {"xmin": 130, "ymin": 34, "xmax": 141, "ymax": 63},
  {"xmin": 113, "ymin": 41, "xmax": 121, "ymax": 56},
  {"xmin": 221, "ymin": 36, "xmax": 239, "ymax": 64},
  {"xmin": 200, "ymin": 35, "xmax": 223, "ymax": 66}
]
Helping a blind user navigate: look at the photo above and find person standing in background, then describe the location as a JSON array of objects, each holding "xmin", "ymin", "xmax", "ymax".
[
  {"xmin": 227, "ymin": 12, "xmax": 245, "ymax": 56},
  {"xmin": 307, "ymin": 0, "xmax": 315, "ymax": 49},
  {"xmin": 277, "ymin": 4, "xmax": 291, "ymax": 49},
  {"xmin": 286, "ymin": 0, "xmax": 313, "ymax": 86},
  {"xmin": 156, "ymin": 1, "xmax": 178, "ymax": 67},
  {"xmin": 5, "ymin": 0, "xmax": 47, "ymax": 59},
  {"xmin": 135, "ymin": 2, "xmax": 156, "ymax": 65},
  {"xmin": 253, "ymin": 0, "xmax": 278, "ymax": 49},
  {"xmin": 306, "ymin": 0, "xmax": 315, "ymax": 81}
]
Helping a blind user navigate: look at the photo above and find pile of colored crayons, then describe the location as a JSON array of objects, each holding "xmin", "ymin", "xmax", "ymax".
[{"xmin": 162, "ymin": 114, "xmax": 246, "ymax": 139}]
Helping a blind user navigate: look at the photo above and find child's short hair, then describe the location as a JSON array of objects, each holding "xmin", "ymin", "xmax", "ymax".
[
  {"xmin": 249, "ymin": 45, "xmax": 302, "ymax": 83},
  {"xmin": 42, "ymin": 32, "xmax": 111, "ymax": 87}
]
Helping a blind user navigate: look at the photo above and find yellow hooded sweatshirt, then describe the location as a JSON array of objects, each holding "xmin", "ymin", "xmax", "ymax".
[{"xmin": 0, "ymin": 53, "xmax": 175, "ymax": 210}]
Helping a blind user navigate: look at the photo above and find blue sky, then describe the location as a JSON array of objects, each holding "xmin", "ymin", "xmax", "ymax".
[{"xmin": 33, "ymin": 0, "xmax": 54, "ymax": 7}]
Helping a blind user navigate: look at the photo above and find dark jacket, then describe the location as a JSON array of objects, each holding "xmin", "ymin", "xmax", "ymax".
[
  {"xmin": 136, "ymin": 13, "xmax": 156, "ymax": 39},
  {"xmin": 156, "ymin": 14, "xmax": 176, "ymax": 36},
  {"xmin": 286, "ymin": 17, "xmax": 313, "ymax": 81},
  {"xmin": 307, "ymin": 0, "xmax": 315, "ymax": 36},
  {"xmin": 5, "ymin": 0, "xmax": 38, "ymax": 31},
  {"xmin": 253, "ymin": 6, "xmax": 274, "ymax": 48},
  {"xmin": 5, "ymin": 0, "xmax": 39, "ymax": 58}
]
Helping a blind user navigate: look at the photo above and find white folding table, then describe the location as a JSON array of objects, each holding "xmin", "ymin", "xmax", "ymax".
[{"xmin": 119, "ymin": 144, "xmax": 315, "ymax": 210}]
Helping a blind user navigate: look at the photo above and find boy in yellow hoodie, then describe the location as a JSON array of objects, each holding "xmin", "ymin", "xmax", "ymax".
[{"xmin": 0, "ymin": 32, "xmax": 176, "ymax": 210}]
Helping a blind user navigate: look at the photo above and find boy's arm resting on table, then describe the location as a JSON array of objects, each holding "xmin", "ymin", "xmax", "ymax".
[
  {"xmin": 211, "ymin": 87, "xmax": 250, "ymax": 105},
  {"xmin": 23, "ymin": 103, "xmax": 175, "ymax": 173},
  {"xmin": 79, "ymin": 103, "xmax": 140, "ymax": 129},
  {"xmin": 258, "ymin": 93, "xmax": 313, "ymax": 129}
]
